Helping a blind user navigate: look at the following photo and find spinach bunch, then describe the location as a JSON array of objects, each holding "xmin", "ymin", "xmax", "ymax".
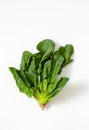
[{"xmin": 9, "ymin": 39, "xmax": 74, "ymax": 110}]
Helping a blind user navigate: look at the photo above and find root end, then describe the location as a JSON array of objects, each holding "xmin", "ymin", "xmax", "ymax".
[{"xmin": 39, "ymin": 104, "xmax": 46, "ymax": 110}]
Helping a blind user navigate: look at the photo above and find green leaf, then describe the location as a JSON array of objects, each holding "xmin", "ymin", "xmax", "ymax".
[
  {"xmin": 26, "ymin": 57, "xmax": 38, "ymax": 87},
  {"xmin": 28, "ymin": 57, "xmax": 36, "ymax": 73},
  {"xmin": 63, "ymin": 44, "xmax": 74, "ymax": 66},
  {"xmin": 48, "ymin": 77, "xmax": 69, "ymax": 99},
  {"xmin": 49, "ymin": 55, "xmax": 64, "ymax": 83},
  {"xmin": 41, "ymin": 59, "xmax": 51, "ymax": 80},
  {"xmin": 19, "ymin": 71, "xmax": 31, "ymax": 88},
  {"xmin": 59, "ymin": 44, "xmax": 74, "ymax": 66},
  {"xmin": 33, "ymin": 53, "xmax": 42, "ymax": 70},
  {"xmin": 47, "ymin": 81, "xmax": 58, "ymax": 94},
  {"xmin": 37, "ymin": 39, "xmax": 55, "ymax": 62},
  {"xmin": 20, "ymin": 51, "xmax": 32, "ymax": 71},
  {"xmin": 37, "ymin": 39, "xmax": 55, "ymax": 75},
  {"xmin": 25, "ymin": 71, "xmax": 38, "ymax": 88},
  {"xmin": 9, "ymin": 67, "xmax": 33, "ymax": 97}
]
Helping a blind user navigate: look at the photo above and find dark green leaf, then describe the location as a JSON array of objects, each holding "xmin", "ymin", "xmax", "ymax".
[
  {"xmin": 47, "ymin": 81, "xmax": 58, "ymax": 94},
  {"xmin": 49, "ymin": 55, "xmax": 64, "ymax": 83},
  {"xmin": 37, "ymin": 39, "xmax": 55, "ymax": 75},
  {"xmin": 33, "ymin": 53, "xmax": 42, "ymax": 70},
  {"xmin": 19, "ymin": 71, "xmax": 31, "ymax": 88},
  {"xmin": 26, "ymin": 57, "xmax": 38, "ymax": 87},
  {"xmin": 48, "ymin": 77, "xmax": 69, "ymax": 99},
  {"xmin": 9, "ymin": 67, "xmax": 33, "ymax": 97},
  {"xmin": 63, "ymin": 44, "xmax": 74, "ymax": 66},
  {"xmin": 20, "ymin": 51, "xmax": 32, "ymax": 71},
  {"xmin": 25, "ymin": 71, "xmax": 38, "ymax": 88},
  {"xmin": 59, "ymin": 44, "xmax": 74, "ymax": 66},
  {"xmin": 28, "ymin": 57, "xmax": 36, "ymax": 73},
  {"xmin": 41, "ymin": 59, "xmax": 51, "ymax": 80},
  {"xmin": 37, "ymin": 39, "xmax": 55, "ymax": 62}
]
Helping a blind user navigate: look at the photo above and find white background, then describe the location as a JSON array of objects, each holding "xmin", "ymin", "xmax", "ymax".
[{"xmin": 0, "ymin": 0, "xmax": 89, "ymax": 130}]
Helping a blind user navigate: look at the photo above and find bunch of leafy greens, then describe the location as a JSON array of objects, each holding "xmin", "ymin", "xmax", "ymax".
[{"xmin": 9, "ymin": 39, "xmax": 74, "ymax": 110}]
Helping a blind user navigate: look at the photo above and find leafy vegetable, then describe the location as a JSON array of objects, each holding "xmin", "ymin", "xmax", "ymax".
[{"xmin": 9, "ymin": 39, "xmax": 74, "ymax": 110}]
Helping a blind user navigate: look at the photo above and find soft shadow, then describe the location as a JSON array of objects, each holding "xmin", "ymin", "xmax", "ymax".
[{"xmin": 46, "ymin": 82, "xmax": 88, "ymax": 109}]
